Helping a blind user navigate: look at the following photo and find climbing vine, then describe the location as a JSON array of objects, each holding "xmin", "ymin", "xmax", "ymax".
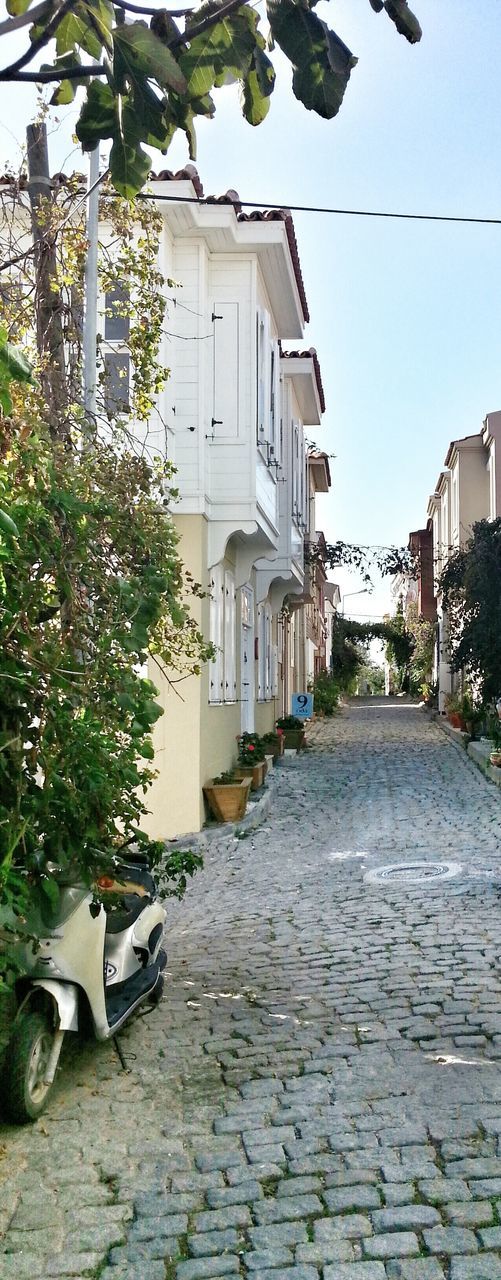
[
  {"xmin": 0, "ymin": 174, "xmax": 211, "ymax": 985},
  {"xmin": 439, "ymin": 518, "xmax": 501, "ymax": 705}
]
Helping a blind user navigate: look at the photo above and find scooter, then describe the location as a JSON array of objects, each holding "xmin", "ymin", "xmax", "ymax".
[{"xmin": 3, "ymin": 849, "xmax": 167, "ymax": 1123}]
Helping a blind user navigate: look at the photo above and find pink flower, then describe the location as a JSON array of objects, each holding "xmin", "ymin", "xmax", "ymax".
[{"xmin": 247, "ymin": 743, "xmax": 255, "ymax": 752}]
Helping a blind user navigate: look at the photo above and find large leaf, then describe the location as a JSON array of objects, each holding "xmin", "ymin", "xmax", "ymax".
[
  {"xmin": 76, "ymin": 79, "xmax": 116, "ymax": 146},
  {"xmin": 123, "ymin": 83, "xmax": 168, "ymax": 150},
  {"xmin": 109, "ymin": 134, "xmax": 151, "ymax": 200},
  {"xmin": 267, "ymin": 0, "xmax": 356, "ymax": 120},
  {"xmin": 55, "ymin": 1, "xmax": 113, "ymax": 59},
  {"xmin": 241, "ymin": 48, "xmax": 275, "ymax": 125},
  {"xmin": 0, "ymin": 336, "xmax": 33, "ymax": 384},
  {"xmin": 179, "ymin": 8, "xmax": 257, "ymax": 97},
  {"xmin": 384, "ymin": 0, "xmax": 422, "ymax": 43},
  {"xmin": 113, "ymin": 22, "xmax": 187, "ymax": 95}
]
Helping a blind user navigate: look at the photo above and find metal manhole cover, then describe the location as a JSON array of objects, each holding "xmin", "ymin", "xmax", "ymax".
[{"xmin": 364, "ymin": 861, "xmax": 462, "ymax": 886}]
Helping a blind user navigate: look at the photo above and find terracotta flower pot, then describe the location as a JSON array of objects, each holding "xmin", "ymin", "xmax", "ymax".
[{"xmin": 203, "ymin": 778, "xmax": 251, "ymax": 822}]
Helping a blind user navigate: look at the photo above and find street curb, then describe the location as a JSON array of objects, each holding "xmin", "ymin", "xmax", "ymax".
[
  {"xmin": 163, "ymin": 758, "xmax": 288, "ymax": 855},
  {"xmin": 424, "ymin": 706, "xmax": 501, "ymax": 791}
]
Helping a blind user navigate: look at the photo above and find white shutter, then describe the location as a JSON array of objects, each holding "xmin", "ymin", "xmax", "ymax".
[
  {"xmin": 293, "ymin": 420, "xmax": 300, "ymax": 517},
  {"xmin": 270, "ymin": 341, "xmax": 281, "ymax": 461},
  {"xmin": 209, "ymin": 564, "xmax": 224, "ymax": 703},
  {"xmin": 213, "ymin": 302, "xmax": 239, "ymax": 438},
  {"xmin": 257, "ymin": 604, "xmax": 265, "ymax": 700},
  {"xmin": 271, "ymin": 643, "xmax": 278, "ymax": 697},
  {"xmin": 256, "ymin": 308, "xmax": 271, "ymax": 445},
  {"xmin": 224, "ymin": 570, "xmax": 236, "ymax": 702},
  {"xmin": 265, "ymin": 604, "xmax": 272, "ymax": 700}
]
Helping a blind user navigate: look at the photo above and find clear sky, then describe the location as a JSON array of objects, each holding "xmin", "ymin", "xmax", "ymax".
[{"xmin": 2, "ymin": 0, "xmax": 501, "ymax": 620}]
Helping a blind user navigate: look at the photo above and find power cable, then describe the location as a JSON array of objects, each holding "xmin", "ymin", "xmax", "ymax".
[{"xmin": 133, "ymin": 190, "xmax": 501, "ymax": 228}]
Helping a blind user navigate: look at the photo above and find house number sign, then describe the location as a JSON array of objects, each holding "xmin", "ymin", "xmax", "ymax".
[{"xmin": 292, "ymin": 693, "xmax": 313, "ymax": 718}]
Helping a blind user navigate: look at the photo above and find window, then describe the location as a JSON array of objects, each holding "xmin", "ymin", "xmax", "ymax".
[
  {"xmin": 209, "ymin": 564, "xmax": 236, "ymax": 704},
  {"xmin": 103, "ymin": 284, "xmax": 130, "ymax": 416}
]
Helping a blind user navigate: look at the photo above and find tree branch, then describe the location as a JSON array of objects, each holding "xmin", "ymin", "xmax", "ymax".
[
  {"xmin": 0, "ymin": 0, "xmax": 52, "ymax": 38},
  {"xmin": 0, "ymin": 0, "xmax": 75, "ymax": 78},
  {"xmin": 171, "ymin": 0, "xmax": 248, "ymax": 46},
  {"xmin": 0, "ymin": 63, "xmax": 107, "ymax": 82},
  {"xmin": 113, "ymin": 0, "xmax": 192, "ymax": 13}
]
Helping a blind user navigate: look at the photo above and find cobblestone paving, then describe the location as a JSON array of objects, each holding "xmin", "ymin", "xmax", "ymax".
[{"xmin": 2, "ymin": 699, "xmax": 501, "ymax": 1280}]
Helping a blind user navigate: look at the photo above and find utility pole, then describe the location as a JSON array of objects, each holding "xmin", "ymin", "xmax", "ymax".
[
  {"xmin": 26, "ymin": 121, "xmax": 67, "ymax": 437},
  {"xmin": 83, "ymin": 144, "xmax": 100, "ymax": 425}
]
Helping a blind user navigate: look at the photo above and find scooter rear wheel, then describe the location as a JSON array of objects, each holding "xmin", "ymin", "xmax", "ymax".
[{"xmin": 3, "ymin": 1011, "xmax": 57, "ymax": 1123}]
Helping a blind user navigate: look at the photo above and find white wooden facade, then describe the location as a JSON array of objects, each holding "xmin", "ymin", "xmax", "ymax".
[{"xmin": 102, "ymin": 172, "xmax": 327, "ymax": 836}]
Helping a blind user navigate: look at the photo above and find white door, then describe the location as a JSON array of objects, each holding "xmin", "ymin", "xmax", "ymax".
[{"xmin": 240, "ymin": 585, "xmax": 255, "ymax": 734}]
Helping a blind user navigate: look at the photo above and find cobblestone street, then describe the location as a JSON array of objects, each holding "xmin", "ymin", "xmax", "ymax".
[{"xmin": 2, "ymin": 698, "xmax": 501, "ymax": 1280}]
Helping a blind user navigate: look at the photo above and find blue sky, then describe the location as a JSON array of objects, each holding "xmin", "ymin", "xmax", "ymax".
[{"xmin": 2, "ymin": 0, "xmax": 501, "ymax": 619}]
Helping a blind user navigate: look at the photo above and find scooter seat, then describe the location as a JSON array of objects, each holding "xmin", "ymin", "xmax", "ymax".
[
  {"xmin": 112, "ymin": 860, "xmax": 156, "ymax": 894},
  {"xmin": 105, "ymin": 893, "xmax": 151, "ymax": 934}
]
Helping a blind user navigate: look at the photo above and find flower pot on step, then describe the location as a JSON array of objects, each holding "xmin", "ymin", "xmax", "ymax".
[
  {"xmin": 234, "ymin": 761, "xmax": 266, "ymax": 790},
  {"xmin": 283, "ymin": 729, "xmax": 306, "ymax": 751},
  {"xmin": 490, "ymin": 751, "xmax": 501, "ymax": 769},
  {"xmin": 203, "ymin": 777, "xmax": 251, "ymax": 822}
]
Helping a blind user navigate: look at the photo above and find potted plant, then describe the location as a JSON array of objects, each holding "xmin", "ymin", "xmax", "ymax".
[
  {"xmin": 203, "ymin": 771, "xmax": 251, "ymax": 822},
  {"xmin": 444, "ymin": 692, "xmax": 466, "ymax": 731},
  {"xmin": 276, "ymin": 715, "xmax": 306, "ymax": 751},
  {"xmin": 262, "ymin": 730, "xmax": 284, "ymax": 762},
  {"xmin": 487, "ymin": 716, "xmax": 501, "ymax": 768},
  {"xmin": 234, "ymin": 734, "xmax": 267, "ymax": 790}
]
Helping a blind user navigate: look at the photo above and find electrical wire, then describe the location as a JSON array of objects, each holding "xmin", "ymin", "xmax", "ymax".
[{"xmin": 132, "ymin": 190, "xmax": 501, "ymax": 228}]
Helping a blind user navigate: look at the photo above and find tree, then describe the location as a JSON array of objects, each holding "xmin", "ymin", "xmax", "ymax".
[
  {"xmin": 0, "ymin": 168, "xmax": 211, "ymax": 986},
  {"xmin": 439, "ymin": 518, "xmax": 501, "ymax": 706},
  {"xmin": 0, "ymin": 0, "xmax": 422, "ymax": 197}
]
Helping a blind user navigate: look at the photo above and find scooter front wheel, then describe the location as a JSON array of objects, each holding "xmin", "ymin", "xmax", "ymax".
[{"xmin": 3, "ymin": 1011, "xmax": 59, "ymax": 1123}]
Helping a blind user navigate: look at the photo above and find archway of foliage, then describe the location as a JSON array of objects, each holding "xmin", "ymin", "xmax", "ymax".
[
  {"xmin": 439, "ymin": 518, "xmax": 501, "ymax": 707},
  {"xmin": 0, "ymin": 177, "xmax": 212, "ymax": 984},
  {"xmin": 331, "ymin": 614, "xmax": 415, "ymax": 693}
]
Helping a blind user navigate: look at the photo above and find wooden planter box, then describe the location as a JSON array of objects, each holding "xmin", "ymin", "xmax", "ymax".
[
  {"xmin": 283, "ymin": 730, "xmax": 306, "ymax": 751},
  {"xmin": 203, "ymin": 778, "xmax": 251, "ymax": 822},
  {"xmin": 234, "ymin": 760, "xmax": 266, "ymax": 790}
]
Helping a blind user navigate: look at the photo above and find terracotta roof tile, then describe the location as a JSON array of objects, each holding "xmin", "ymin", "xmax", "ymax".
[
  {"xmin": 280, "ymin": 346, "xmax": 325, "ymax": 414},
  {"xmin": 150, "ymin": 167, "xmax": 309, "ymax": 325}
]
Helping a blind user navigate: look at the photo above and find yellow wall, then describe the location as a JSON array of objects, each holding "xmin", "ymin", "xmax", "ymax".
[{"xmin": 142, "ymin": 514, "xmax": 208, "ymax": 840}]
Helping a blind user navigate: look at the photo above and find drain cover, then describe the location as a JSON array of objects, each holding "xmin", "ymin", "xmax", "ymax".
[{"xmin": 364, "ymin": 861, "xmax": 462, "ymax": 886}]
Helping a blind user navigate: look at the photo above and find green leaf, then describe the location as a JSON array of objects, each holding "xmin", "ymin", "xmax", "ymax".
[
  {"xmin": 179, "ymin": 9, "xmax": 257, "ymax": 98},
  {"xmin": 110, "ymin": 132, "xmax": 152, "ymax": 198},
  {"xmin": 123, "ymin": 82, "xmax": 168, "ymax": 150},
  {"xmin": 113, "ymin": 22, "xmax": 187, "ymax": 95},
  {"xmin": 6, "ymin": 0, "xmax": 35, "ymax": 14},
  {"xmin": 76, "ymin": 79, "xmax": 117, "ymax": 147},
  {"xmin": 0, "ymin": 509, "xmax": 19, "ymax": 538},
  {"xmin": 241, "ymin": 64, "xmax": 272, "ymax": 125},
  {"xmin": 43, "ymin": 52, "xmax": 84, "ymax": 105},
  {"xmin": 0, "ymin": 338, "xmax": 33, "ymax": 385},
  {"xmin": 267, "ymin": 0, "xmax": 357, "ymax": 120},
  {"xmin": 384, "ymin": 0, "xmax": 422, "ymax": 43}
]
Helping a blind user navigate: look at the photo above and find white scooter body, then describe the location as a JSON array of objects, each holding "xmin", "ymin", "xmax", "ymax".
[
  {"xmin": 27, "ymin": 883, "xmax": 166, "ymax": 1039},
  {"xmin": 5, "ymin": 856, "xmax": 167, "ymax": 1122}
]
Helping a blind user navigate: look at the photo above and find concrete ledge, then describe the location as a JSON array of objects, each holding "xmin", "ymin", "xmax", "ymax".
[
  {"xmin": 164, "ymin": 760, "xmax": 283, "ymax": 854},
  {"xmin": 427, "ymin": 707, "xmax": 501, "ymax": 790}
]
